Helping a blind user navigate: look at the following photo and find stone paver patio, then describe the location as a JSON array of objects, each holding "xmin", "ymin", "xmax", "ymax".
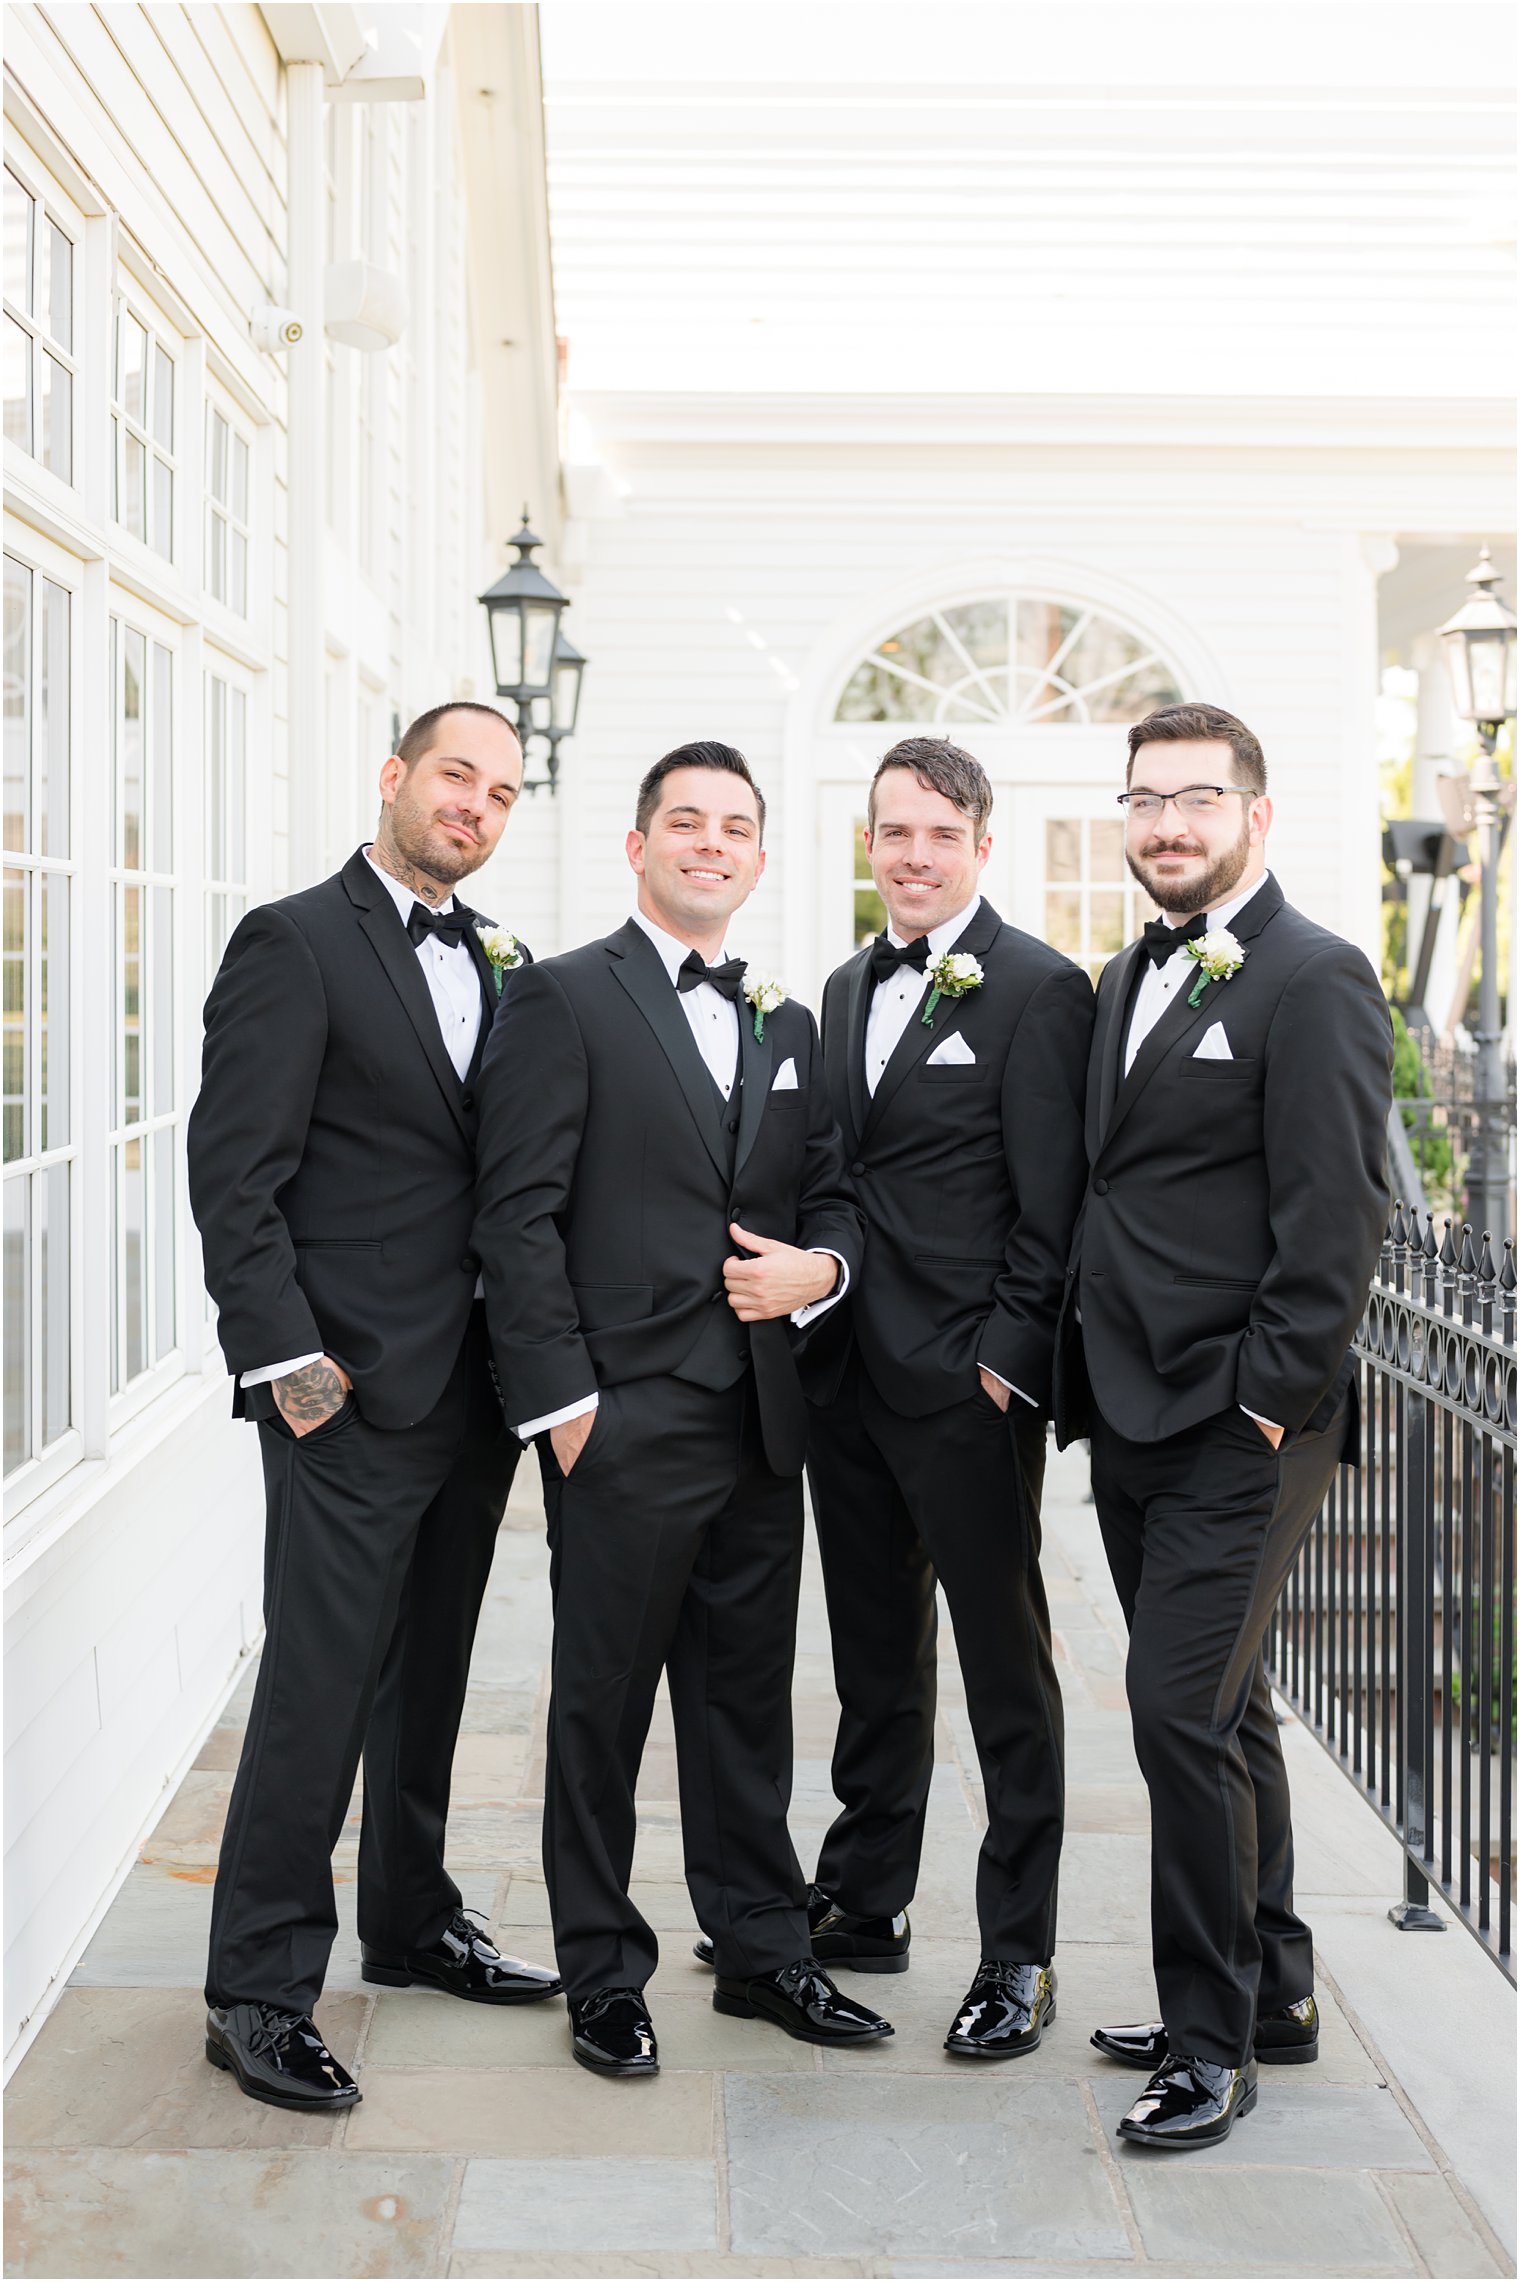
[{"xmin": 5, "ymin": 1441, "xmax": 1515, "ymax": 2278}]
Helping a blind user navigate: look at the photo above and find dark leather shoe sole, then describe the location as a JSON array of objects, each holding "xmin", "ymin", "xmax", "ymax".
[
  {"xmin": 692, "ymin": 1937, "xmax": 908, "ymax": 1976},
  {"xmin": 944, "ymin": 1998, "xmax": 1055, "ymax": 2060},
  {"xmin": 1092, "ymin": 2027, "xmax": 1317, "ymax": 2070},
  {"xmin": 713, "ymin": 1986, "xmax": 894, "ymax": 2045},
  {"xmin": 361, "ymin": 1956, "xmax": 562, "ymax": 2005},
  {"xmin": 570, "ymin": 2039, "xmax": 658, "ymax": 2078},
  {"xmin": 205, "ymin": 2035, "xmax": 361, "ymax": 2112},
  {"xmin": 1117, "ymin": 2081, "xmax": 1257, "ymax": 2149}
]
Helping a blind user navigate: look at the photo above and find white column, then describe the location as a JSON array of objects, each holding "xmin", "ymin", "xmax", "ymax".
[
  {"xmin": 1343, "ymin": 536, "xmax": 1399, "ymax": 967},
  {"xmin": 1406, "ymin": 632, "xmax": 1460, "ymax": 1027},
  {"xmin": 285, "ymin": 60, "xmax": 327, "ymax": 889}
]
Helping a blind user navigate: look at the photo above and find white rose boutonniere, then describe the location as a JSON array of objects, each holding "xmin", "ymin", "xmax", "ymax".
[
  {"xmin": 742, "ymin": 970, "xmax": 786, "ymax": 1043},
  {"xmin": 1184, "ymin": 927, "xmax": 1246, "ymax": 1008},
  {"xmin": 921, "ymin": 950, "xmax": 984, "ymax": 1028},
  {"xmin": 475, "ymin": 922, "xmax": 524, "ymax": 995}
]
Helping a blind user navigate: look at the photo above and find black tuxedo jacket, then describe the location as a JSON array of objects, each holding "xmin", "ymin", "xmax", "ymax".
[
  {"xmin": 1053, "ymin": 874, "xmax": 1392, "ymax": 1449},
  {"xmin": 471, "ymin": 918, "xmax": 865, "ymax": 1477},
  {"xmin": 800, "ymin": 900, "xmax": 1094, "ymax": 1418},
  {"xmin": 188, "ymin": 848, "xmax": 518, "ymax": 1429}
]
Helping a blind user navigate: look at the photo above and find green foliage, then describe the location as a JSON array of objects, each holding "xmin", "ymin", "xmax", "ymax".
[{"xmin": 1389, "ymin": 1007, "xmax": 1456, "ymax": 1198}]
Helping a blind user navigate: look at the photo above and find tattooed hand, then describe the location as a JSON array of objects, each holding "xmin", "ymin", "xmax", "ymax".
[{"xmin": 273, "ymin": 1355, "xmax": 353, "ymax": 1437}]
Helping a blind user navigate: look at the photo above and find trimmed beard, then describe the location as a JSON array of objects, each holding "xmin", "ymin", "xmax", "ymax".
[
  {"xmin": 384, "ymin": 780, "xmax": 484, "ymax": 887},
  {"xmin": 1126, "ymin": 813, "xmax": 1251, "ymax": 916}
]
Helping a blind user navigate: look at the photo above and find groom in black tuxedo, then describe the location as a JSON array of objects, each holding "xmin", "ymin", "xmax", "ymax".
[
  {"xmin": 1056, "ymin": 701, "xmax": 1392, "ymax": 2150},
  {"xmin": 759, "ymin": 737, "xmax": 1092, "ymax": 2060},
  {"xmin": 188, "ymin": 703, "xmax": 560, "ymax": 2113},
  {"xmin": 473, "ymin": 741, "xmax": 889, "ymax": 2076}
]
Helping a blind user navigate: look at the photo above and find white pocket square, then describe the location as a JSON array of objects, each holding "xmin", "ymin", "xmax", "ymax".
[
  {"xmin": 1193, "ymin": 1023, "xmax": 1233, "ymax": 1062},
  {"xmin": 771, "ymin": 1056, "xmax": 799, "ymax": 1091},
  {"xmin": 926, "ymin": 1031, "xmax": 976, "ymax": 1067}
]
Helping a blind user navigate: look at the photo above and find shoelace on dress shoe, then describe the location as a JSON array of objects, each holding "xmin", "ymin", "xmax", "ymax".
[
  {"xmin": 243, "ymin": 2004, "xmax": 311, "ymax": 2060},
  {"xmin": 773, "ymin": 1957, "xmax": 835, "ymax": 2004},
  {"xmin": 578, "ymin": 1986, "xmax": 645, "ymax": 2024}
]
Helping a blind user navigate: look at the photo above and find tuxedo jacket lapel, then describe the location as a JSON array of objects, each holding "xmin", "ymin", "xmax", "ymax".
[
  {"xmin": 1094, "ymin": 941, "xmax": 1142, "ymax": 1150},
  {"xmin": 735, "ymin": 999, "xmax": 775, "ymax": 1175},
  {"xmin": 862, "ymin": 900, "xmax": 1003, "ymax": 1140},
  {"xmin": 344, "ymin": 855, "xmax": 472, "ymax": 1144},
  {"xmin": 606, "ymin": 921, "xmax": 731, "ymax": 1182},
  {"xmin": 1099, "ymin": 874, "xmax": 1286, "ymax": 1155},
  {"xmin": 841, "ymin": 948, "xmax": 873, "ymax": 1145}
]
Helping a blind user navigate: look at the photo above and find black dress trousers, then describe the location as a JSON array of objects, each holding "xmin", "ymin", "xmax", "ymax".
[
  {"xmin": 1087, "ymin": 1393, "xmax": 1349, "ymax": 2067},
  {"xmin": 808, "ymin": 1353, "xmax": 1064, "ymax": 1962},
  {"xmin": 538, "ymin": 1370, "xmax": 812, "ymax": 2000},
  {"xmin": 205, "ymin": 1307, "xmax": 517, "ymax": 2015}
]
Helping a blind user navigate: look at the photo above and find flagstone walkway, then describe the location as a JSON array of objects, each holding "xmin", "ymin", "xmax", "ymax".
[{"xmin": 5, "ymin": 1442, "xmax": 1515, "ymax": 2278}]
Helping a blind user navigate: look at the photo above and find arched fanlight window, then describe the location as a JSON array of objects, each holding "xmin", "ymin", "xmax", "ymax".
[{"xmin": 835, "ymin": 596, "xmax": 1184, "ymax": 726}]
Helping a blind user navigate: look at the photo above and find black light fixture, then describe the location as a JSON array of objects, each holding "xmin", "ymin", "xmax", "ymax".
[
  {"xmin": 1437, "ymin": 547, "xmax": 1516, "ymax": 1242},
  {"xmin": 1439, "ymin": 548, "xmax": 1517, "ymax": 744},
  {"xmin": 478, "ymin": 508, "xmax": 585, "ymax": 793}
]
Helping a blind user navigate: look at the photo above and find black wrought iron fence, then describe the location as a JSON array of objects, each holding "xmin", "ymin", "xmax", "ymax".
[
  {"xmin": 1267, "ymin": 1206, "xmax": 1517, "ymax": 1982},
  {"xmin": 1394, "ymin": 1019, "xmax": 1517, "ymax": 1235}
]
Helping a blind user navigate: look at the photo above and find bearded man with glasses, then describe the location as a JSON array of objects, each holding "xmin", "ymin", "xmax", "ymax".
[{"xmin": 1053, "ymin": 701, "xmax": 1392, "ymax": 2152}]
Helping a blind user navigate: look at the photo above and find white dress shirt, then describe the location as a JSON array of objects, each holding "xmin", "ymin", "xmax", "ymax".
[
  {"xmin": 1123, "ymin": 871, "xmax": 1270, "ymax": 1075},
  {"xmin": 515, "ymin": 908, "xmax": 847, "ymax": 1440},
  {"xmin": 1119, "ymin": 868, "xmax": 1278, "ymax": 1431},
  {"xmin": 241, "ymin": 849, "xmax": 485, "ymax": 1390},
  {"xmin": 864, "ymin": 895, "xmax": 981, "ymax": 1096},
  {"xmin": 863, "ymin": 895, "xmax": 1032, "ymax": 1411}
]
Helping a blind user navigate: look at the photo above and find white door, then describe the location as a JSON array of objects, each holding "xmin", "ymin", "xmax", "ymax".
[{"xmin": 1008, "ymin": 780, "xmax": 1160, "ymax": 982}]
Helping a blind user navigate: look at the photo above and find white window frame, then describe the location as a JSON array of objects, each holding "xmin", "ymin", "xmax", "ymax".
[
  {"xmin": 110, "ymin": 278, "xmax": 179, "ymax": 564},
  {"xmin": 2, "ymin": 147, "xmax": 80, "ymax": 489},
  {"xmin": 4, "ymin": 538, "xmax": 82, "ymax": 1503},
  {"xmin": 204, "ymin": 392, "xmax": 251, "ymax": 619}
]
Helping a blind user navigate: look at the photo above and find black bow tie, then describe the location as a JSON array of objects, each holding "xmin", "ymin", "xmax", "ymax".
[
  {"xmin": 677, "ymin": 951, "xmax": 747, "ymax": 1001},
  {"xmin": 868, "ymin": 933, "xmax": 931, "ymax": 982},
  {"xmin": 406, "ymin": 901, "xmax": 470, "ymax": 949},
  {"xmin": 1139, "ymin": 912, "xmax": 1207, "ymax": 969}
]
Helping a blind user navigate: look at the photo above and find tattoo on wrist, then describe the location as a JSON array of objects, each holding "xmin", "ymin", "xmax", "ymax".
[{"xmin": 273, "ymin": 1359, "xmax": 347, "ymax": 1424}]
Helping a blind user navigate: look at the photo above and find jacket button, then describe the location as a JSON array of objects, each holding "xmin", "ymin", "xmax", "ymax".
[
  {"xmin": 460, "ymin": 1089, "xmax": 475, "ymax": 1111},
  {"xmin": 727, "ymin": 1116, "xmax": 740, "ymax": 1134},
  {"xmin": 850, "ymin": 1161, "xmax": 866, "ymax": 1177},
  {"xmin": 710, "ymin": 1290, "xmax": 724, "ymax": 1304},
  {"xmin": 461, "ymin": 1252, "xmax": 481, "ymax": 1274},
  {"xmin": 736, "ymin": 1343, "xmax": 750, "ymax": 1362},
  {"xmin": 1093, "ymin": 1178, "xmax": 1110, "ymax": 1196}
]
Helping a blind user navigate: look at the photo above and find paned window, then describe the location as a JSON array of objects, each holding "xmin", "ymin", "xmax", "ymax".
[
  {"xmin": 4, "ymin": 554, "xmax": 73, "ymax": 1476},
  {"xmin": 836, "ymin": 596, "xmax": 1183, "ymax": 727},
  {"xmin": 110, "ymin": 618, "xmax": 176, "ymax": 1389},
  {"xmin": 205, "ymin": 406, "xmax": 250, "ymax": 614},
  {"xmin": 3, "ymin": 164, "xmax": 74, "ymax": 481},
  {"xmin": 112, "ymin": 294, "xmax": 176, "ymax": 559},
  {"xmin": 1043, "ymin": 815, "xmax": 1158, "ymax": 983},
  {"xmin": 205, "ymin": 670, "xmax": 246, "ymax": 971},
  {"xmin": 851, "ymin": 812, "xmax": 885, "ymax": 948}
]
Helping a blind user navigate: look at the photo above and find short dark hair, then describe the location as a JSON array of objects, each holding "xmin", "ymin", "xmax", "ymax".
[
  {"xmin": 867, "ymin": 736, "xmax": 993, "ymax": 840},
  {"xmin": 396, "ymin": 701, "xmax": 520, "ymax": 771},
  {"xmin": 1126, "ymin": 703, "xmax": 1266, "ymax": 796},
  {"xmin": 634, "ymin": 740, "xmax": 767, "ymax": 839}
]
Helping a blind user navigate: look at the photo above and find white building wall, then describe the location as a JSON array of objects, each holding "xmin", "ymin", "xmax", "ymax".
[{"xmin": 2, "ymin": 1, "xmax": 559, "ymax": 2066}]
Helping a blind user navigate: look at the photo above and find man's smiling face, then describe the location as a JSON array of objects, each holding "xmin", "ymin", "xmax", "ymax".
[
  {"xmin": 627, "ymin": 766, "xmax": 766, "ymax": 945},
  {"xmin": 865, "ymin": 766, "xmax": 990, "ymax": 940}
]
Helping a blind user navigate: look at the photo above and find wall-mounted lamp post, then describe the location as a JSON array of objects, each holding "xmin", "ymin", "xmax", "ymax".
[
  {"xmin": 479, "ymin": 511, "xmax": 587, "ymax": 793},
  {"xmin": 1438, "ymin": 547, "xmax": 1517, "ymax": 1240}
]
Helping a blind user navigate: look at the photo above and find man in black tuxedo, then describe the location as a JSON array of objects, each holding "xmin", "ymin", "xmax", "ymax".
[
  {"xmin": 1056, "ymin": 701, "xmax": 1392, "ymax": 2150},
  {"xmin": 783, "ymin": 736, "xmax": 1091, "ymax": 2058},
  {"xmin": 473, "ymin": 741, "xmax": 890, "ymax": 2076},
  {"xmin": 188, "ymin": 703, "xmax": 560, "ymax": 2113}
]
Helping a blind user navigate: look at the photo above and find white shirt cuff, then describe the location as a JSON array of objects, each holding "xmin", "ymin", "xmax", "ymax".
[
  {"xmin": 792, "ymin": 1249, "xmax": 849, "ymax": 1328},
  {"xmin": 981, "ymin": 1367, "xmax": 1038, "ymax": 1408},
  {"xmin": 1240, "ymin": 1404, "xmax": 1282, "ymax": 1432},
  {"xmin": 518, "ymin": 1392, "xmax": 599, "ymax": 1442},
  {"xmin": 240, "ymin": 1351, "xmax": 324, "ymax": 1389}
]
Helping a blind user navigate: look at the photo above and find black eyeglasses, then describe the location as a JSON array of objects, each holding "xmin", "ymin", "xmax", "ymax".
[{"xmin": 1117, "ymin": 786, "xmax": 1257, "ymax": 820}]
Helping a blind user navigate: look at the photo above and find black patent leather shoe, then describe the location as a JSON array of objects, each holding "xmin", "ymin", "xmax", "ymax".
[
  {"xmin": 1093, "ymin": 1993, "xmax": 1319, "ymax": 2073},
  {"xmin": 1117, "ymin": 2054, "xmax": 1257, "ymax": 2149},
  {"xmin": 713, "ymin": 1957, "xmax": 894, "ymax": 2045},
  {"xmin": 943, "ymin": 1961, "xmax": 1056, "ymax": 2059},
  {"xmin": 693, "ymin": 1884, "xmax": 910, "ymax": 1975},
  {"xmin": 568, "ymin": 1987, "xmax": 659, "ymax": 2076},
  {"xmin": 205, "ymin": 2004, "xmax": 360, "ymax": 2111},
  {"xmin": 362, "ymin": 1908, "xmax": 562, "ymax": 2005}
]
